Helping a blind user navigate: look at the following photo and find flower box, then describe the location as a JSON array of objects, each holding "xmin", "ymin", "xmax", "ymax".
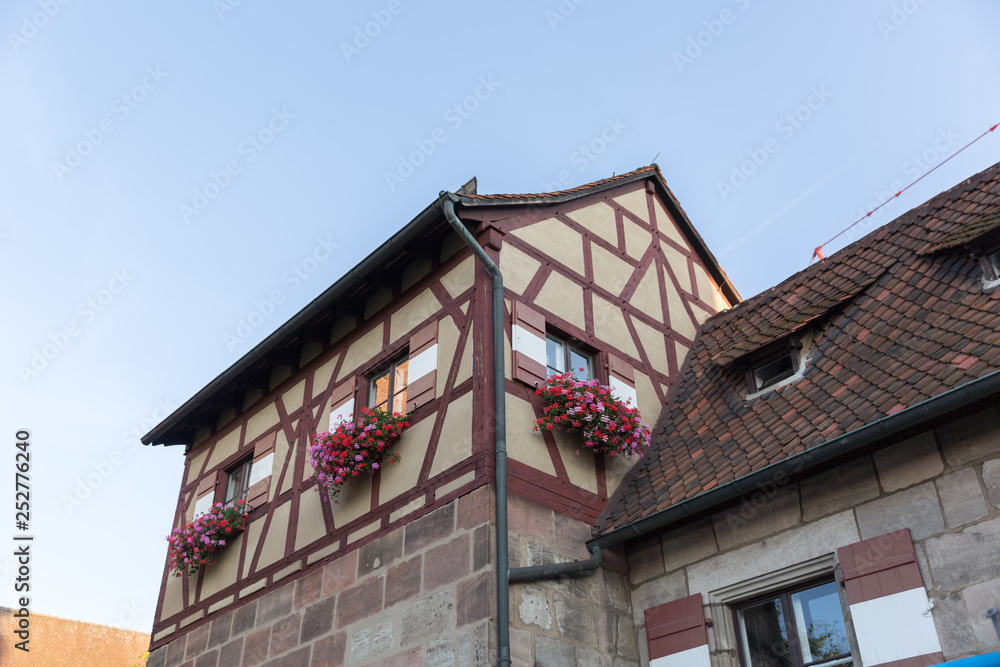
[
  {"xmin": 310, "ymin": 407, "xmax": 411, "ymax": 501},
  {"xmin": 534, "ymin": 370, "xmax": 651, "ymax": 458},
  {"xmin": 166, "ymin": 499, "xmax": 251, "ymax": 577}
]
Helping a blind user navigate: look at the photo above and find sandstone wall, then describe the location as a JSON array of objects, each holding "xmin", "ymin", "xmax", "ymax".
[{"xmin": 626, "ymin": 405, "xmax": 1000, "ymax": 665}]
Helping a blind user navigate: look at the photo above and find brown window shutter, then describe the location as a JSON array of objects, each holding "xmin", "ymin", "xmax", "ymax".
[
  {"xmin": 837, "ymin": 528, "xmax": 944, "ymax": 666},
  {"xmin": 328, "ymin": 377, "xmax": 358, "ymax": 428},
  {"xmin": 196, "ymin": 469, "xmax": 224, "ymax": 503},
  {"xmin": 246, "ymin": 432, "xmax": 276, "ymax": 509},
  {"xmin": 406, "ymin": 321, "xmax": 438, "ymax": 412},
  {"xmin": 644, "ymin": 593, "xmax": 710, "ymax": 664},
  {"xmin": 609, "ymin": 354, "xmax": 635, "ymax": 385},
  {"xmin": 837, "ymin": 528, "xmax": 924, "ymax": 604},
  {"xmin": 409, "ymin": 320, "xmax": 437, "ymax": 357},
  {"xmin": 512, "ymin": 301, "xmax": 547, "ymax": 388},
  {"xmin": 330, "ymin": 379, "xmax": 354, "ymax": 409}
]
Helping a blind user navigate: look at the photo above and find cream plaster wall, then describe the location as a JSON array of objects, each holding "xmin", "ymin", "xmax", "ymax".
[
  {"xmin": 534, "ymin": 271, "xmax": 586, "ymax": 332},
  {"xmin": 567, "ymin": 202, "xmax": 618, "ymax": 245},
  {"xmin": 440, "ymin": 255, "xmax": 475, "ymax": 298},
  {"xmin": 511, "ymin": 218, "xmax": 585, "ymax": 275},
  {"xmin": 591, "ymin": 243, "xmax": 635, "ymax": 297},
  {"xmin": 507, "ymin": 396, "xmax": 557, "ymax": 476},
  {"xmin": 294, "ymin": 485, "xmax": 326, "ymax": 551},
  {"xmin": 614, "ymin": 190, "xmax": 650, "ymax": 222},
  {"xmin": 390, "ymin": 289, "xmax": 441, "ymax": 343},
  {"xmin": 593, "ymin": 296, "xmax": 640, "ymax": 359},
  {"xmin": 199, "ymin": 533, "xmax": 243, "ymax": 600},
  {"xmin": 378, "ymin": 416, "xmax": 433, "ymax": 506},
  {"xmin": 499, "ymin": 243, "xmax": 542, "ymax": 296},
  {"xmin": 339, "ymin": 323, "xmax": 384, "ymax": 380},
  {"xmin": 429, "ymin": 392, "xmax": 474, "ymax": 478}
]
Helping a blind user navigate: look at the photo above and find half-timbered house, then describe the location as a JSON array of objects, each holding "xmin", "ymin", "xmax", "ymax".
[{"xmin": 143, "ymin": 166, "xmax": 739, "ymax": 666}]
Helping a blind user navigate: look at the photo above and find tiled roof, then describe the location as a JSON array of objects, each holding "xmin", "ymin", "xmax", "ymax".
[
  {"xmin": 594, "ymin": 160, "xmax": 1000, "ymax": 537},
  {"xmin": 0, "ymin": 608, "xmax": 150, "ymax": 666}
]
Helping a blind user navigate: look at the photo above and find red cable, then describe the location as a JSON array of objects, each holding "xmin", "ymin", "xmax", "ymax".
[{"xmin": 809, "ymin": 122, "xmax": 999, "ymax": 265}]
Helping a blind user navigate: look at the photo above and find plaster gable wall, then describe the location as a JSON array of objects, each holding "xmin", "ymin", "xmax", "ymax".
[{"xmin": 494, "ymin": 183, "xmax": 733, "ymax": 526}]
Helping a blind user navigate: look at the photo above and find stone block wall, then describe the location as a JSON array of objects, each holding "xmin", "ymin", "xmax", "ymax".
[
  {"xmin": 506, "ymin": 494, "xmax": 638, "ymax": 666},
  {"xmin": 147, "ymin": 481, "xmax": 643, "ymax": 666},
  {"xmin": 146, "ymin": 486, "xmax": 496, "ymax": 667},
  {"xmin": 625, "ymin": 405, "xmax": 1000, "ymax": 665}
]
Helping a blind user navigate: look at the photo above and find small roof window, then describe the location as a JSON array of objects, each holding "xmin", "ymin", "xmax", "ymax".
[
  {"xmin": 743, "ymin": 337, "xmax": 806, "ymax": 396},
  {"xmin": 980, "ymin": 250, "xmax": 1000, "ymax": 284},
  {"xmin": 752, "ymin": 355, "xmax": 796, "ymax": 391}
]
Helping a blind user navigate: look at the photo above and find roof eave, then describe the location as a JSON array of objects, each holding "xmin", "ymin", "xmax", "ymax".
[{"xmin": 141, "ymin": 196, "xmax": 448, "ymax": 447}]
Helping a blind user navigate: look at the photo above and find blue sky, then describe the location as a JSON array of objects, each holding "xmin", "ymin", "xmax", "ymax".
[{"xmin": 1, "ymin": 1, "xmax": 998, "ymax": 634}]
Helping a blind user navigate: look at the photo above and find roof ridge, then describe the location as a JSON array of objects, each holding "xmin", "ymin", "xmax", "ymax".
[{"xmin": 463, "ymin": 164, "xmax": 659, "ymax": 200}]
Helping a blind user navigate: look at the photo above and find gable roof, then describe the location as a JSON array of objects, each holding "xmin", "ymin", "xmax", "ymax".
[
  {"xmin": 143, "ymin": 165, "xmax": 738, "ymax": 447},
  {"xmin": 594, "ymin": 160, "xmax": 1000, "ymax": 539}
]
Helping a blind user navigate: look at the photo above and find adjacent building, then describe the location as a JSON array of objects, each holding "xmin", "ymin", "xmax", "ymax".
[
  {"xmin": 599, "ymin": 160, "xmax": 1000, "ymax": 666},
  {"xmin": 0, "ymin": 608, "xmax": 149, "ymax": 666}
]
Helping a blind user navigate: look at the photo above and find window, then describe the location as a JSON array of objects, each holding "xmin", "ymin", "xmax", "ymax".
[
  {"xmin": 368, "ymin": 354, "xmax": 409, "ymax": 413},
  {"xmin": 752, "ymin": 354, "xmax": 796, "ymax": 391},
  {"xmin": 223, "ymin": 457, "xmax": 252, "ymax": 507},
  {"xmin": 978, "ymin": 250, "xmax": 1000, "ymax": 283},
  {"xmin": 745, "ymin": 338, "xmax": 804, "ymax": 394},
  {"xmin": 735, "ymin": 579, "xmax": 853, "ymax": 667},
  {"xmin": 545, "ymin": 333, "xmax": 594, "ymax": 381}
]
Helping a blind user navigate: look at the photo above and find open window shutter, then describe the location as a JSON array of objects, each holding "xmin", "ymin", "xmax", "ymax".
[
  {"xmin": 329, "ymin": 378, "xmax": 357, "ymax": 429},
  {"xmin": 608, "ymin": 354, "xmax": 638, "ymax": 412},
  {"xmin": 837, "ymin": 528, "xmax": 943, "ymax": 667},
  {"xmin": 512, "ymin": 301, "xmax": 547, "ymax": 388},
  {"xmin": 246, "ymin": 432, "xmax": 276, "ymax": 508},
  {"xmin": 406, "ymin": 321, "xmax": 438, "ymax": 412},
  {"xmin": 644, "ymin": 593, "xmax": 711, "ymax": 667},
  {"xmin": 193, "ymin": 469, "xmax": 223, "ymax": 517}
]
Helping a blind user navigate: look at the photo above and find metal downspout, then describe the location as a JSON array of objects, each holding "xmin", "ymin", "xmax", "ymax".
[
  {"xmin": 438, "ymin": 192, "xmax": 512, "ymax": 667},
  {"xmin": 508, "ymin": 545, "xmax": 604, "ymax": 582}
]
